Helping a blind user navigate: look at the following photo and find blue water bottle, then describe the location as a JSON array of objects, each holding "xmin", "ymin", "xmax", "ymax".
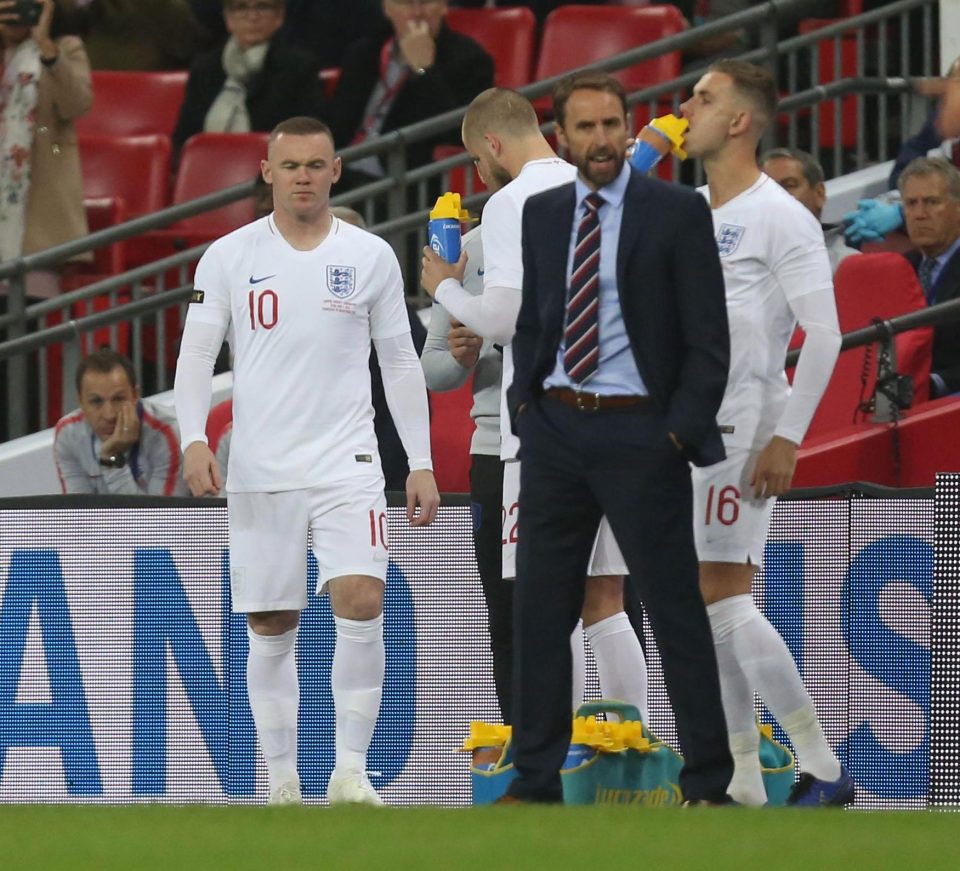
[
  {"xmin": 428, "ymin": 192, "xmax": 465, "ymax": 263},
  {"xmin": 629, "ymin": 113, "xmax": 688, "ymax": 174}
]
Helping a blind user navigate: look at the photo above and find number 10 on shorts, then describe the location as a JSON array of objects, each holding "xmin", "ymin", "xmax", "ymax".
[{"xmin": 369, "ymin": 509, "xmax": 388, "ymax": 550}]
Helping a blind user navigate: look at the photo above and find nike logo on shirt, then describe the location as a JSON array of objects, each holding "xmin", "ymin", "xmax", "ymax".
[{"xmin": 249, "ymin": 274, "xmax": 276, "ymax": 284}]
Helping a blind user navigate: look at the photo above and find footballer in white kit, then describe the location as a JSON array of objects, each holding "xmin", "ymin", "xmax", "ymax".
[
  {"xmin": 185, "ymin": 213, "xmax": 420, "ymax": 605},
  {"xmin": 681, "ymin": 60, "xmax": 852, "ymax": 809},
  {"xmin": 691, "ymin": 173, "xmax": 839, "ymax": 564},
  {"xmin": 175, "ymin": 117, "xmax": 437, "ymax": 808}
]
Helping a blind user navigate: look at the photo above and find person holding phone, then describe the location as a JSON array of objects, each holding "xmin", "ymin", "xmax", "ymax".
[
  {"xmin": 0, "ymin": 0, "xmax": 92, "ymax": 439},
  {"xmin": 0, "ymin": 0, "xmax": 91, "ymax": 283}
]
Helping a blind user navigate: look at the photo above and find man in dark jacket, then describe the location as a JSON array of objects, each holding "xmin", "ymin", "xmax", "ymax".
[
  {"xmin": 327, "ymin": 0, "xmax": 493, "ymax": 190},
  {"xmin": 173, "ymin": 0, "xmax": 325, "ymax": 154}
]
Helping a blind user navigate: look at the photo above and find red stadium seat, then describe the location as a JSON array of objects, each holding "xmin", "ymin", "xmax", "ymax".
[
  {"xmin": 167, "ymin": 132, "xmax": 269, "ymax": 243},
  {"xmin": 446, "ymin": 6, "xmax": 537, "ymax": 89},
  {"xmin": 429, "ymin": 379, "xmax": 474, "ymax": 493},
  {"xmin": 75, "ymin": 70, "xmax": 188, "ymax": 138},
  {"xmin": 206, "ymin": 399, "xmax": 234, "ymax": 453},
  {"xmin": 799, "ymin": 253, "xmax": 933, "ymax": 441},
  {"xmin": 78, "ymin": 134, "xmax": 172, "ymax": 221},
  {"xmin": 795, "ymin": 395, "xmax": 960, "ymax": 489},
  {"xmin": 61, "ymin": 196, "xmax": 127, "ymax": 283},
  {"xmin": 533, "ymin": 5, "xmax": 684, "ymax": 119}
]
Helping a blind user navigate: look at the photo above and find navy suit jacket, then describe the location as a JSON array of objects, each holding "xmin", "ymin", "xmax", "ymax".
[
  {"xmin": 907, "ymin": 247, "xmax": 960, "ymax": 394},
  {"xmin": 507, "ymin": 171, "xmax": 730, "ymax": 467}
]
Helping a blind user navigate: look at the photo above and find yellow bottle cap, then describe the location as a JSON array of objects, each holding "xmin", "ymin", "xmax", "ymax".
[
  {"xmin": 649, "ymin": 114, "xmax": 689, "ymax": 161},
  {"xmin": 430, "ymin": 192, "xmax": 465, "ymax": 221}
]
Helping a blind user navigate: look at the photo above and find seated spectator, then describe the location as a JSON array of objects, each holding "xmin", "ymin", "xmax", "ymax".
[
  {"xmin": 172, "ymin": 0, "xmax": 325, "ymax": 155},
  {"xmin": 845, "ymin": 56, "xmax": 960, "ymax": 246},
  {"xmin": 898, "ymin": 156, "xmax": 960, "ymax": 398},
  {"xmin": 761, "ymin": 147, "xmax": 859, "ymax": 274},
  {"xmin": 327, "ymin": 0, "xmax": 493, "ymax": 190},
  {"xmin": 54, "ymin": 349, "xmax": 188, "ymax": 495},
  {"xmin": 192, "ymin": 0, "xmax": 382, "ymax": 66}
]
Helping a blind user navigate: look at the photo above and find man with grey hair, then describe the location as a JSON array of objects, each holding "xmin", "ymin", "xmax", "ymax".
[
  {"xmin": 899, "ymin": 155, "xmax": 960, "ymax": 397},
  {"xmin": 761, "ymin": 147, "xmax": 859, "ymax": 275}
]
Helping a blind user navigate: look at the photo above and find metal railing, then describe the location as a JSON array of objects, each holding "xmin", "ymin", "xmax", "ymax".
[{"xmin": 0, "ymin": 0, "xmax": 941, "ymax": 438}]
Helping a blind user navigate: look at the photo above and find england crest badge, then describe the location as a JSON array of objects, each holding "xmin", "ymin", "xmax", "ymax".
[
  {"xmin": 716, "ymin": 223, "xmax": 745, "ymax": 257},
  {"xmin": 327, "ymin": 265, "xmax": 357, "ymax": 298}
]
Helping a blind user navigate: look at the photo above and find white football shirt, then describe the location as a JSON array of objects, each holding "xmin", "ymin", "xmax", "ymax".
[
  {"xmin": 700, "ymin": 174, "xmax": 835, "ymax": 450},
  {"xmin": 482, "ymin": 158, "xmax": 577, "ymax": 460},
  {"xmin": 186, "ymin": 215, "xmax": 412, "ymax": 491}
]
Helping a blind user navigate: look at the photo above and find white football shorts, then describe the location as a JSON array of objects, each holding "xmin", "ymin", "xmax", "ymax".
[
  {"xmin": 501, "ymin": 459, "xmax": 628, "ymax": 580},
  {"xmin": 690, "ymin": 446, "xmax": 775, "ymax": 567},
  {"xmin": 227, "ymin": 475, "xmax": 389, "ymax": 612}
]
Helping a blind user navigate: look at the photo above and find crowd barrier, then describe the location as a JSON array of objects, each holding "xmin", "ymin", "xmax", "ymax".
[{"xmin": 1, "ymin": 478, "xmax": 957, "ymax": 808}]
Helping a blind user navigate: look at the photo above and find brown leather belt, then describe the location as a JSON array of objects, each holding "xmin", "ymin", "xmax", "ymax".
[{"xmin": 544, "ymin": 387, "xmax": 653, "ymax": 412}]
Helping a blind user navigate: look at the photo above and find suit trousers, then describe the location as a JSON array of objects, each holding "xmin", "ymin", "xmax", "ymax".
[
  {"xmin": 470, "ymin": 452, "xmax": 513, "ymax": 723},
  {"xmin": 506, "ymin": 394, "xmax": 733, "ymax": 803}
]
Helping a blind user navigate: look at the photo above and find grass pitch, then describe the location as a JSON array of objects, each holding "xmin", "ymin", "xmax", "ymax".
[{"xmin": 4, "ymin": 804, "xmax": 960, "ymax": 870}]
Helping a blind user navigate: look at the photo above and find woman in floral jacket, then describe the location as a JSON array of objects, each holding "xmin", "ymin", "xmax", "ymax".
[{"xmin": 1, "ymin": 0, "xmax": 92, "ymax": 297}]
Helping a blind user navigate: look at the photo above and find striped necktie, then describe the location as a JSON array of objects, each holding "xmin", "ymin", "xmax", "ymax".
[
  {"xmin": 564, "ymin": 193, "xmax": 604, "ymax": 384},
  {"xmin": 918, "ymin": 257, "xmax": 936, "ymax": 305}
]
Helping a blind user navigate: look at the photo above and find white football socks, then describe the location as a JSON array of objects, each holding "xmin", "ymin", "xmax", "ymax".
[
  {"xmin": 708, "ymin": 594, "xmax": 841, "ymax": 789},
  {"xmin": 570, "ymin": 619, "xmax": 586, "ymax": 713},
  {"xmin": 584, "ymin": 611, "xmax": 649, "ymax": 726},
  {"xmin": 332, "ymin": 614, "xmax": 385, "ymax": 775},
  {"xmin": 246, "ymin": 626, "xmax": 299, "ymax": 793}
]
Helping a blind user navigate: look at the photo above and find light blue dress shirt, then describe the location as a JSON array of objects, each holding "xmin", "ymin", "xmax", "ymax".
[{"xmin": 543, "ymin": 162, "xmax": 647, "ymax": 395}]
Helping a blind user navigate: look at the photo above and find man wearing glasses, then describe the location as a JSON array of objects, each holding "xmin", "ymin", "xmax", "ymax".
[
  {"xmin": 173, "ymin": 0, "xmax": 326, "ymax": 155},
  {"xmin": 328, "ymin": 0, "xmax": 493, "ymax": 190}
]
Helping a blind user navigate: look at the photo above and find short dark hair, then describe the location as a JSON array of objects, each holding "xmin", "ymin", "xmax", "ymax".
[
  {"xmin": 75, "ymin": 348, "xmax": 137, "ymax": 395},
  {"xmin": 708, "ymin": 59, "xmax": 778, "ymax": 130},
  {"xmin": 760, "ymin": 147, "xmax": 825, "ymax": 187},
  {"xmin": 898, "ymin": 155, "xmax": 960, "ymax": 200},
  {"xmin": 552, "ymin": 71, "xmax": 627, "ymax": 129},
  {"xmin": 268, "ymin": 116, "xmax": 334, "ymax": 150}
]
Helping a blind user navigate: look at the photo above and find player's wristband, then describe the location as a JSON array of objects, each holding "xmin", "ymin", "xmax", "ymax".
[{"xmin": 408, "ymin": 459, "xmax": 434, "ymax": 472}]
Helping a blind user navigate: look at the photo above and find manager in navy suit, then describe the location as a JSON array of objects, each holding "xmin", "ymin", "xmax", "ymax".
[{"xmin": 505, "ymin": 72, "xmax": 733, "ymax": 804}]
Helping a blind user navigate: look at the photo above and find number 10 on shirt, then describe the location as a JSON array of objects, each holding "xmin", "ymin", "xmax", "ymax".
[{"xmin": 248, "ymin": 289, "xmax": 279, "ymax": 330}]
